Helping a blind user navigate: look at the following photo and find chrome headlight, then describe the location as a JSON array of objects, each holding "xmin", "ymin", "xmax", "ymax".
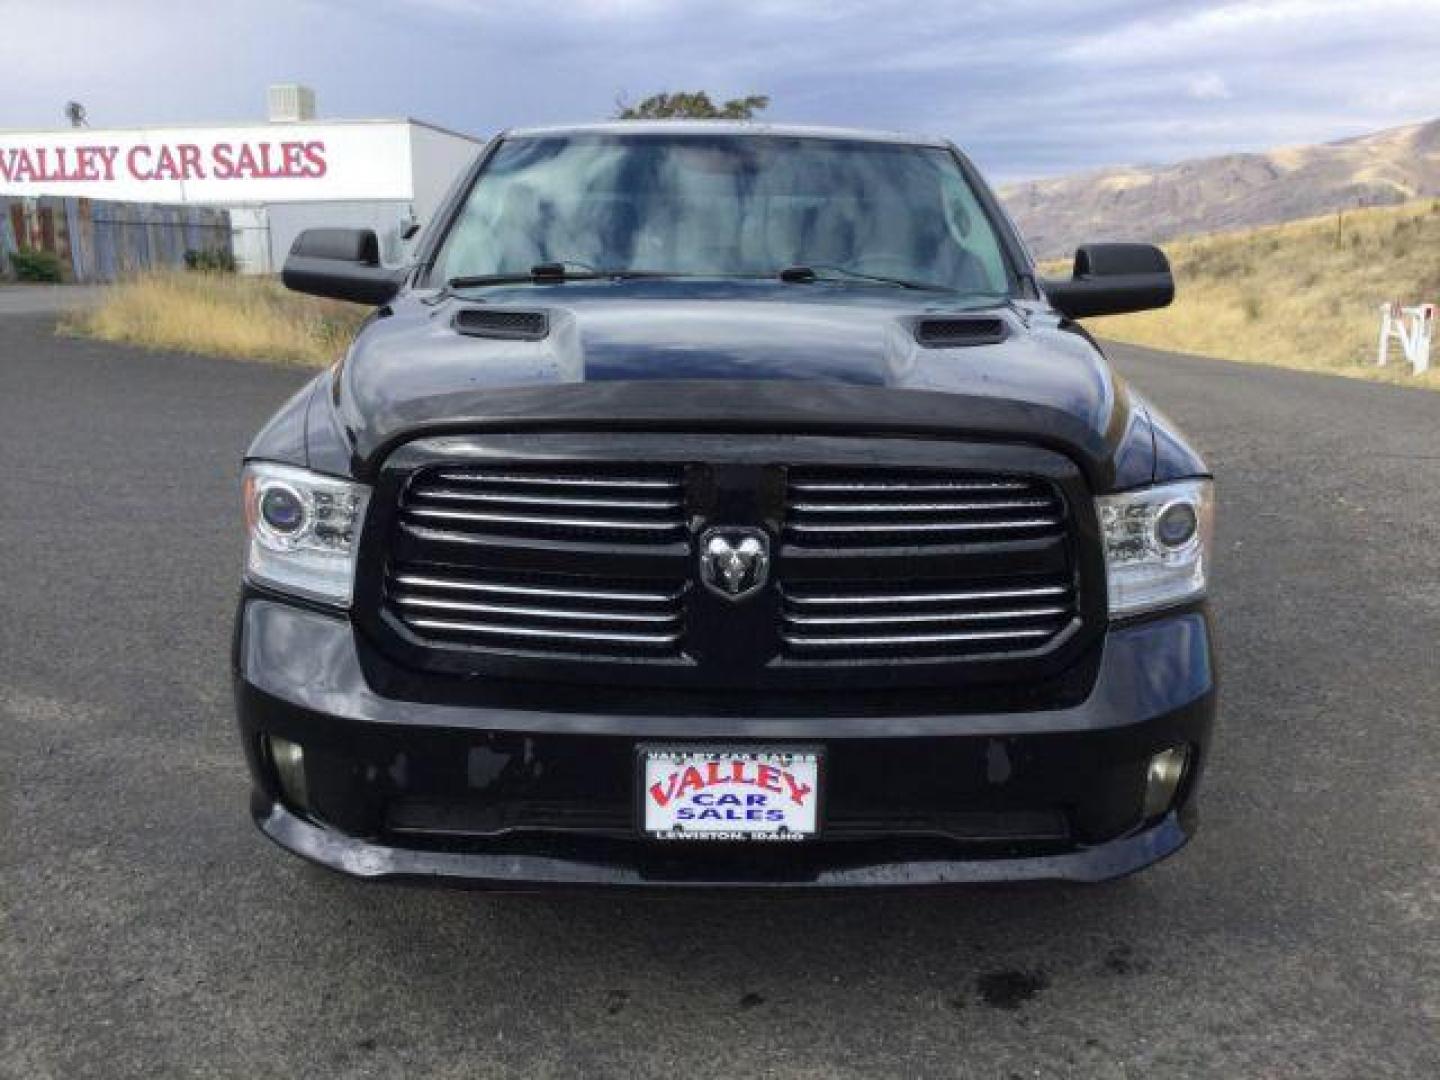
[
  {"xmin": 242, "ymin": 462, "xmax": 370, "ymax": 606},
  {"xmin": 1097, "ymin": 478, "xmax": 1215, "ymax": 617}
]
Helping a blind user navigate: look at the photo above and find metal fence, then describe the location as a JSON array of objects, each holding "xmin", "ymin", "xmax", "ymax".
[{"xmin": 1, "ymin": 197, "xmax": 232, "ymax": 282}]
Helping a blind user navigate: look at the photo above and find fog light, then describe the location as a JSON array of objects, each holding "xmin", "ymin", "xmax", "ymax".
[
  {"xmin": 1142, "ymin": 746, "xmax": 1190, "ymax": 819},
  {"xmin": 267, "ymin": 735, "xmax": 309, "ymax": 810}
]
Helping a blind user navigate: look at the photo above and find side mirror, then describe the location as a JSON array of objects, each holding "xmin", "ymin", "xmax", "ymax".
[
  {"xmin": 1041, "ymin": 243, "xmax": 1174, "ymax": 319},
  {"xmin": 282, "ymin": 228, "xmax": 406, "ymax": 306}
]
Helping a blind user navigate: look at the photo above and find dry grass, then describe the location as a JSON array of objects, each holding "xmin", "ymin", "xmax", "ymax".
[
  {"xmin": 1071, "ymin": 200, "xmax": 1440, "ymax": 391},
  {"xmin": 63, "ymin": 271, "xmax": 367, "ymax": 367}
]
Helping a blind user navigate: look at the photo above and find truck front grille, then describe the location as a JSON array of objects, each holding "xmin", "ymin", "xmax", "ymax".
[
  {"xmin": 779, "ymin": 579, "xmax": 1075, "ymax": 658},
  {"xmin": 364, "ymin": 435, "xmax": 1097, "ymax": 690},
  {"xmin": 400, "ymin": 465, "xmax": 686, "ymax": 543},
  {"xmin": 387, "ymin": 569, "xmax": 685, "ymax": 657},
  {"xmin": 785, "ymin": 469, "xmax": 1064, "ymax": 547}
]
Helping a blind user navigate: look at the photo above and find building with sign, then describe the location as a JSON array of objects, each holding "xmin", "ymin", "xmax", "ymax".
[{"xmin": 0, "ymin": 86, "xmax": 482, "ymax": 273}]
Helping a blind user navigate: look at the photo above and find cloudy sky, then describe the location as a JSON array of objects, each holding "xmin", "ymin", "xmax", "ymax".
[{"xmin": 3, "ymin": 0, "xmax": 1439, "ymax": 182}]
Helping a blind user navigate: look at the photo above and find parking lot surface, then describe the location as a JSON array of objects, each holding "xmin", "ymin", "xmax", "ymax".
[
  {"xmin": 0, "ymin": 285, "xmax": 105, "ymax": 317},
  {"xmin": 2, "ymin": 315, "xmax": 1437, "ymax": 1078}
]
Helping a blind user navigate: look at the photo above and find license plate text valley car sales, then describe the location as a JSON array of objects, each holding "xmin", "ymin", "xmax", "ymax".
[{"xmin": 643, "ymin": 749, "xmax": 821, "ymax": 840}]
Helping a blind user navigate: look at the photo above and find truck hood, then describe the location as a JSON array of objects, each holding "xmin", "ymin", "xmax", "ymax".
[{"xmin": 316, "ymin": 280, "xmax": 1152, "ymax": 488}]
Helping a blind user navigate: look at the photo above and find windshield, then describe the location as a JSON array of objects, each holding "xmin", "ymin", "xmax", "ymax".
[{"xmin": 431, "ymin": 133, "xmax": 1014, "ymax": 295}]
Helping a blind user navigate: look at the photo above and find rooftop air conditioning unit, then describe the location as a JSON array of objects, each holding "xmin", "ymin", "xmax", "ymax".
[{"xmin": 267, "ymin": 84, "xmax": 317, "ymax": 123}]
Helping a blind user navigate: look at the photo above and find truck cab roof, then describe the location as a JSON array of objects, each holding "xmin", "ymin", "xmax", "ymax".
[{"xmin": 502, "ymin": 120, "xmax": 952, "ymax": 148}]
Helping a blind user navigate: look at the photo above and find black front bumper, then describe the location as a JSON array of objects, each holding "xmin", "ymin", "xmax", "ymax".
[{"xmin": 233, "ymin": 597, "xmax": 1216, "ymax": 889}]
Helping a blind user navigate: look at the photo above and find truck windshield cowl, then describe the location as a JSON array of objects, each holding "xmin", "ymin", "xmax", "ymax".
[{"xmin": 431, "ymin": 133, "xmax": 1015, "ymax": 297}]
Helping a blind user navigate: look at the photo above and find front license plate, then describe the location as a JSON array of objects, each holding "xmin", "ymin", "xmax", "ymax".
[{"xmin": 640, "ymin": 747, "xmax": 821, "ymax": 841}]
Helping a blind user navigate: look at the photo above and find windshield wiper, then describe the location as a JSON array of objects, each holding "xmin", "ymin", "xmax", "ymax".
[
  {"xmin": 446, "ymin": 263, "xmax": 608, "ymax": 290},
  {"xmin": 447, "ymin": 263, "xmax": 712, "ymax": 291},
  {"xmin": 778, "ymin": 264, "xmax": 957, "ymax": 293}
]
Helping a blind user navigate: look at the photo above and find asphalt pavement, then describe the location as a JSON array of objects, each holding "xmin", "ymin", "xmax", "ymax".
[
  {"xmin": 0, "ymin": 284, "xmax": 107, "ymax": 316},
  {"xmin": 2, "ymin": 315, "xmax": 1437, "ymax": 1078}
]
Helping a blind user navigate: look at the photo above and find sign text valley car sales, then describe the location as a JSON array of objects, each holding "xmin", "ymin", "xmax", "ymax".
[
  {"xmin": 0, "ymin": 123, "xmax": 417, "ymax": 204},
  {"xmin": 0, "ymin": 140, "xmax": 327, "ymax": 185}
]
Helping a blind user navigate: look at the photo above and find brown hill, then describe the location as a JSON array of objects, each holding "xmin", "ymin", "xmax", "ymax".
[
  {"xmin": 1001, "ymin": 119, "xmax": 1440, "ymax": 258},
  {"xmin": 1080, "ymin": 199, "xmax": 1440, "ymax": 392}
]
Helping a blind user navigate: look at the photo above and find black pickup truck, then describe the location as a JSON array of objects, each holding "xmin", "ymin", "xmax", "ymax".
[{"xmin": 234, "ymin": 122, "xmax": 1215, "ymax": 888}]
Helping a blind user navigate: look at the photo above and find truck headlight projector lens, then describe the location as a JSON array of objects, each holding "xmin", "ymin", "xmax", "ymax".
[
  {"xmin": 259, "ymin": 485, "xmax": 305, "ymax": 533},
  {"xmin": 1097, "ymin": 479, "xmax": 1214, "ymax": 617},
  {"xmin": 1156, "ymin": 501, "xmax": 1198, "ymax": 548},
  {"xmin": 242, "ymin": 462, "xmax": 370, "ymax": 606}
]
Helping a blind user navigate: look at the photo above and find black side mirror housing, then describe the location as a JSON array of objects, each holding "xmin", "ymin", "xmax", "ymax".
[
  {"xmin": 1041, "ymin": 243, "xmax": 1174, "ymax": 319},
  {"xmin": 282, "ymin": 228, "xmax": 406, "ymax": 306}
]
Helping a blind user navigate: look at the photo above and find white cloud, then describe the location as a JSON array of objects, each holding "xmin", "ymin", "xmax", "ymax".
[
  {"xmin": 1060, "ymin": 0, "xmax": 1440, "ymax": 64},
  {"xmin": 1187, "ymin": 73, "xmax": 1232, "ymax": 101},
  {"xmin": 1, "ymin": 0, "xmax": 1437, "ymax": 183}
]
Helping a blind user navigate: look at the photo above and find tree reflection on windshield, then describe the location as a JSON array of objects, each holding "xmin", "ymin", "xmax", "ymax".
[{"xmin": 434, "ymin": 133, "xmax": 1013, "ymax": 295}]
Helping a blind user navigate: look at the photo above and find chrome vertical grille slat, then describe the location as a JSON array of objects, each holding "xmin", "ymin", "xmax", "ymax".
[
  {"xmin": 790, "ymin": 497, "xmax": 1053, "ymax": 514},
  {"xmin": 435, "ymin": 470, "xmax": 680, "ymax": 490},
  {"xmin": 784, "ymin": 584, "xmax": 1070, "ymax": 607},
  {"xmin": 786, "ymin": 517, "xmax": 1063, "ymax": 535},
  {"xmin": 406, "ymin": 617, "xmax": 681, "ymax": 648},
  {"xmin": 407, "ymin": 507, "xmax": 679, "ymax": 532},
  {"xmin": 393, "ymin": 594, "xmax": 682, "ymax": 625},
  {"xmin": 392, "ymin": 572, "xmax": 681, "ymax": 605},
  {"xmin": 785, "ymin": 605, "xmax": 1070, "ymax": 626},
  {"xmin": 418, "ymin": 488, "xmax": 682, "ymax": 511},
  {"xmin": 785, "ymin": 627, "xmax": 1057, "ymax": 649},
  {"xmin": 789, "ymin": 479, "xmax": 1031, "ymax": 494}
]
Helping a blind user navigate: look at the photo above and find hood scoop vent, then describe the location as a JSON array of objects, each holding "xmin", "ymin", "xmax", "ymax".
[
  {"xmin": 453, "ymin": 307, "xmax": 549, "ymax": 341},
  {"xmin": 914, "ymin": 315, "xmax": 1008, "ymax": 348}
]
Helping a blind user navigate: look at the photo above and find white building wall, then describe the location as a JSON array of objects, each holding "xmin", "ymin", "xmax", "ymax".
[
  {"xmin": 408, "ymin": 123, "xmax": 484, "ymax": 231},
  {"xmin": 1, "ymin": 118, "xmax": 482, "ymax": 273},
  {"xmin": 408, "ymin": 123, "xmax": 483, "ymax": 221},
  {"xmin": 229, "ymin": 206, "xmax": 272, "ymax": 274}
]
